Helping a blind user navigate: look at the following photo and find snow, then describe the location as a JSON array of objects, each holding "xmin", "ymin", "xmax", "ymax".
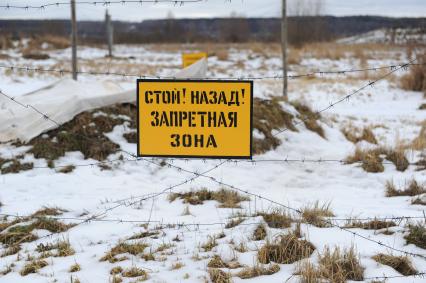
[{"xmin": 0, "ymin": 42, "xmax": 425, "ymax": 282}]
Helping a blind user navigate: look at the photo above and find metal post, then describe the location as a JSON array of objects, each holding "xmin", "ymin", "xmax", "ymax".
[
  {"xmin": 105, "ymin": 9, "xmax": 113, "ymax": 57},
  {"xmin": 281, "ymin": 0, "xmax": 288, "ymax": 98},
  {"xmin": 71, "ymin": 0, "xmax": 77, "ymax": 80}
]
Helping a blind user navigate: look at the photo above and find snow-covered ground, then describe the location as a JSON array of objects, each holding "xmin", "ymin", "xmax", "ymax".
[{"xmin": 0, "ymin": 42, "xmax": 425, "ymax": 283}]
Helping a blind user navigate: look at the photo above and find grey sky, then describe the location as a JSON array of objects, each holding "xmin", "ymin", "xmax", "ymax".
[{"xmin": 0, "ymin": 0, "xmax": 425, "ymax": 21}]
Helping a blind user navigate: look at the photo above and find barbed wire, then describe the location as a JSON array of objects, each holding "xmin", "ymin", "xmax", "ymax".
[
  {"xmin": 364, "ymin": 272, "xmax": 426, "ymax": 281},
  {"xmin": 0, "ymin": 0, "xmax": 202, "ymax": 10},
  {"xmin": 0, "ymin": 63, "xmax": 422, "ymax": 81}
]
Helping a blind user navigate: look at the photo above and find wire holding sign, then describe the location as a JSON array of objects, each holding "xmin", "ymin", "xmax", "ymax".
[{"xmin": 137, "ymin": 79, "xmax": 253, "ymax": 159}]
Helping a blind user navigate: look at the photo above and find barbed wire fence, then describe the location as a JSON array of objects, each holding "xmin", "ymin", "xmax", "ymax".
[{"xmin": 0, "ymin": 2, "xmax": 425, "ymax": 280}]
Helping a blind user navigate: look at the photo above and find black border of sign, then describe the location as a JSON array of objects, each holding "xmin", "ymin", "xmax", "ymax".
[{"xmin": 136, "ymin": 79, "xmax": 253, "ymax": 159}]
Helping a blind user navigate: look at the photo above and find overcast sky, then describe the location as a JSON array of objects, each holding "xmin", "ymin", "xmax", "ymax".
[{"xmin": 0, "ymin": 0, "xmax": 425, "ymax": 21}]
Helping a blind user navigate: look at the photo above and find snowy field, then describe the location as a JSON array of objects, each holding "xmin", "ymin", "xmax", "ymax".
[{"xmin": 0, "ymin": 40, "xmax": 425, "ymax": 283}]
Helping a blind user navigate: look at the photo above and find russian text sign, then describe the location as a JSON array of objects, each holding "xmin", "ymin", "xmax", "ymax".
[
  {"xmin": 137, "ymin": 79, "xmax": 253, "ymax": 159},
  {"xmin": 182, "ymin": 52, "xmax": 208, "ymax": 68}
]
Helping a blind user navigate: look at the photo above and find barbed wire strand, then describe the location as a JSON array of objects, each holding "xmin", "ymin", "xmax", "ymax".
[
  {"xmin": 0, "ymin": 62, "xmax": 423, "ymax": 81},
  {"xmin": 0, "ymin": 0, "xmax": 202, "ymax": 10}
]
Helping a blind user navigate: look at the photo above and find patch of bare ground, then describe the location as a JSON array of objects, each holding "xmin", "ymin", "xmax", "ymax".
[
  {"xmin": 258, "ymin": 233, "xmax": 315, "ymax": 264},
  {"xmin": 372, "ymin": 254, "xmax": 417, "ymax": 276},
  {"xmin": 168, "ymin": 188, "xmax": 249, "ymax": 208},
  {"xmin": 253, "ymin": 97, "xmax": 296, "ymax": 154}
]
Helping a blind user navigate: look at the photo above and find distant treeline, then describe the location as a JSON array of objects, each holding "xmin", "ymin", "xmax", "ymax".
[{"xmin": 1, "ymin": 16, "xmax": 425, "ymax": 46}]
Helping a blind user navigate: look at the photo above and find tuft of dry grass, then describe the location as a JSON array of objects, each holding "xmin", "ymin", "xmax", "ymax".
[
  {"xmin": 100, "ymin": 242, "xmax": 148, "ymax": 263},
  {"xmin": 225, "ymin": 217, "xmax": 245, "ymax": 229},
  {"xmin": 207, "ymin": 255, "xmax": 227, "ymax": 268},
  {"xmin": 372, "ymin": 253, "xmax": 417, "ymax": 276},
  {"xmin": 171, "ymin": 262, "xmax": 184, "ymax": 270},
  {"xmin": 121, "ymin": 267, "xmax": 148, "ymax": 279},
  {"xmin": 253, "ymin": 97, "xmax": 297, "ymax": 154},
  {"xmin": 235, "ymin": 264, "xmax": 280, "ymax": 279},
  {"xmin": 345, "ymin": 218, "xmax": 396, "ymax": 230},
  {"xmin": 342, "ymin": 126, "xmax": 377, "ymax": 144},
  {"xmin": 292, "ymin": 102, "xmax": 325, "ymax": 138},
  {"xmin": 208, "ymin": 268, "xmax": 232, "ymax": 283},
  {"xmin": 404, "ymin": 222, "xmax": 426, "ymax": 249},
  {"xmin": 201, "ymin": 236, "xmax": 218, "ymax": 252},
  {"xmin": 69, "ymin": 263, "xmax": 81, "ymax": 273},
  {"xmin": 252, "ymin": 224, "xmax": 267, "ymax": 241},
  {"xmin": 257, "ymin": 209, "xmax": 293, "ymax": 228},
  {"xmin": 386, "ymin": 179, "xmax": 426, "ymax": 197},
  {"xmin": 169, "ymin": 188, "xmax": 249, "ymax": 208},
  {"xmin": 128, "ymin": 231, "xmax": 159, "ymax": 240},
  {"xmin": 258, "ymin": 234, "xmax": 315, "ymax": 264},
  {"xmin": 110, "ymin": 266, "xmax": 123, "ymax": 275},
  {"xmin": 318, "ymin": 246, "xmax": 364, "ymax": 283},
  {"xmin": 20, "ymin": 259, "xmax": 48, "ymax": 276},
  {"xmin": 0, "ymin": 245, "xmax": 21, "ymax": 257},
  {"xmin": 411, "ymin": 121, "xmax": 426, "ymax": 151},
  {"xmin": 36, "ymin": 239, "xmax": 75, "ymax": 257},
  {"xmin": 301, "ymin": 201, "xmax": 334, "ymax": 228},
  {"xmin": 400, "ymin": 52, "xmax": 426, "ymax": 95},
  {"xmin": 296, "ymin": 261, "xmax": 321, "ymax": 283},
  {"xmin": 32, "ymin": 206, "xmax": 67, "ymax": 217}
]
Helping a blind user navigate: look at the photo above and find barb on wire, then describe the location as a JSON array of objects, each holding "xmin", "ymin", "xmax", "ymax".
[
  {"xmin": 0, "ymin": 63, "xmax": 422, "ymax": 81},
  {"xmin": 364, "ymin": 272, "xmax": 426, "ymax": 281},
  {"xmin": 0, "ymin": 0, "xmax": 202, "ymax": 9}
]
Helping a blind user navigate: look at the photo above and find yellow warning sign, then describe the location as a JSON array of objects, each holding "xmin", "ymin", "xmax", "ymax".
[
  {"xmin": 137, "ymin": 79, "xmax": 253, "ymax": 159},
  {"xmin": 182, "ymin": 52, "xmax": 207, "ymax": 68}
]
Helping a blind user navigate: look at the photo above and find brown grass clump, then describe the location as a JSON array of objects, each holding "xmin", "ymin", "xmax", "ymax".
[
  {"xmin": 36, "ymin": 239, "xmax": 75, "ymax": 257},
  {"xmin": 32, "ymin": 206, "xmax": 67, "ymax": 217},
  {"xmin": 345, "ymin": 218, "xmax": 396, "ymax": 230},
  {"xmin": 169, "ymin": 188, "xmax": 249, "ymax": 208},
  {"xmin": 301, "ymin": 201, "xmax": 334, "ymax": 228},
  {"xmin": 400, "ymin": 52, "xmax": 426, "ymax": 95},
  {"xmin": 253, "ymin": 97, "xmax": 296, "ymax": 154},
  {"xmin": 342, "ymin": 126, "xmax": 377, "ymax": 144},
  {"xmin": 208, "ymin": 255, "xmax": 227, "ymax": 268},
  {"xmin": 0, "ymin": 245, "xmax": 21, "ymax": 257},
  {"xmin": 318, "ymin": 246, "xmax": 364, "ymax": 283},
  {"xmin": 121, "ymin": 267, "xmax": 148, "ymax": 279},
  {"xmin": 412, "ymin": 195, "xmax": 426, "ymax": 205},
  {"xmin": 253, "ymin": 224, "xmax": 267, "ymax": 240},
  {"xmin": 22, "ymin": 52, "xmax": 50, "ymax": 60},
  {"xmin": 386, "ymin": 179, "xmax": 426, "ymax": 197},
  {"xmin": 201, "ymin": 236, "xmax": 218, "ymax": 252},
  {"xmin": 69, "ymin": 263, "xmax": 81, "ymax": 273},
  {"xmin": 128, "ymin": 231, "xmax": 159, "ymax": 240},
  {"xmin": 110, "ymin": 266, "xmax": 123, "ymax": 275},
  {"xmin": 20, "ymin": 259, "xmax": 48, "ymax": 276},
  {"xmin": 0, "ymin": 224, "xmax": 38, "ymax": 246},
  {"xmin": 0, "ymin": 159, "xmax": 34, "ymax": 174},
  {"xmin": 372, "ymin": 254, "xmax": 417, "ymax": 276},
  {"xmin": 258, "ymin": 234, "xmax": 315, "ymax": 264},
  {"xmin": 100, "ymin": 242, "xmax": 148, "ymax": 263},
  {"xmin": 208, "ymin": 268, "xmax": 232, "ymax": 283},
  {"xmin": 257, "ymin": 209, "xmax": 293, "ymax": 228},
  {"xmin": 404, "ymin": 222, "xmax": 426, "ymax": 249},
  {"xmin": 225, "ymin": 217, "xmax": 245, "ymax": 229},
  {"xmin": 236, "ymin": 264, "xmax": 280, "ymax": 279},
  {"xmin": 296, "ymin": 261, "xmax": 321, "ymax": 283},
  {"xmin": 292, "ymin": 102, "xmax": 325, "ymax": 138},
  {"xmin": 123, "ymin": 132, "xmax": 137, "ymax": 143}
]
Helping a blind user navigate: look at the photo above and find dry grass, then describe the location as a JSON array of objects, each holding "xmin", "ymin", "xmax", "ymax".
[
  {"xmin": 36, "ymin": 239, "xmax": 75, "ymax": 257},
  {"xmin": 296, "ymin": 261, "xmax": 321, "ymax": 283},
  {"xmin": 318, "ymin": 246, "xmax": 364, "ymax": 283},
  {"xmin": 169, "ymin": 188, "xmax": 249, "ymax": 208},
  {"xmin": 301, "ymin": 201, "xmax": 334, "ymax": 228},
  {"xmin": 345, "ymin": 218, "xmax": 396, "ymax": 230},
  {"xmin": 292, "ymin": 102, "xmax": 325, "ymax": 138},
  {"xmin": 208, "ymin": 268, "xmax": 232, "ymax": 283},
  {"xmin": 372, "ymin": 254, "xmax": 417, "ymax": 276},
  {"xmin": 253, "ymin": 97, "xmax": 296, "ymax": 154},
  {"xmin": 110, "ymin": 266, "xmax": 124, "ymax": 275},
  {"xmin": 0, "ymin": 159, "xmax": 34, "ymax": 175},
  {"xmin": 121, "ymin": 267, "xmax": 148, "ymax": 279},
  {"xmin": 32, "ymin": 206, "xmax": 67, "ymax": 217},
  {"xmin": 0, "ymin": 245, "xmax": 21, "ymax": 257},
  {"xmin": 69, "ymin": 263, "xmax": 81, "ymax": 273},
  {"xmin": 252, "ymin": 224, "xmax": 267, "ymax": 241},
  {"xmin": 258, "ymin": 234, "xmax": 315, "ymax": 264},
  {"xmin": 257, "ymin": 209, "xmax": 293, "ymax": 228},
  {"xmin": 411, "ymin": 121, "xmax": 426, "ymax": 151},
  {"xmin": 345, "ymin": 146, "xmax": 409, "ymax": 173},
  {"xmin": 201, "ymin": 236, "xmax": 218, "ymax": 252},
  {"xmin": 128, "ymin": 231, "xmax": 159, "ymax": 240},
  {"xmin": 412, "ymin": 195, "xmax": 426, "ymax": 205},
  {"xmin": 225, "ymin": 217, "xmax": 245, "ymax": 229},
  {"xmin": 171, "ymin": 262, "xmax": 184, "ymax": 270},
  {"xmin": 100, "ymin": 242, "xmax": 148, "ymax": 263},
  {"xmin": 400, "ymin": 52, "xmax": 426, "ymax": 95},
  {"xmin": 20, "ymin": 259, "xmax": 48, "ymax": 276},
  {"xmin": 236, "ymin": 264, "xmax": 280, "ymax": 279},
  {"xmin": 342, "ymin": 126, "xmax": 377, "ymax": 144},
  {"xmin": 404, "ymin": 222, "xmax": 426, "ymax": 249},
  {"xmin": 386, "ymin": 179, "xmax": 426, "ymax": 197},
  {"xmin": 22, "ymin": 52, "xmax": 50, "ymax": 60}
]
